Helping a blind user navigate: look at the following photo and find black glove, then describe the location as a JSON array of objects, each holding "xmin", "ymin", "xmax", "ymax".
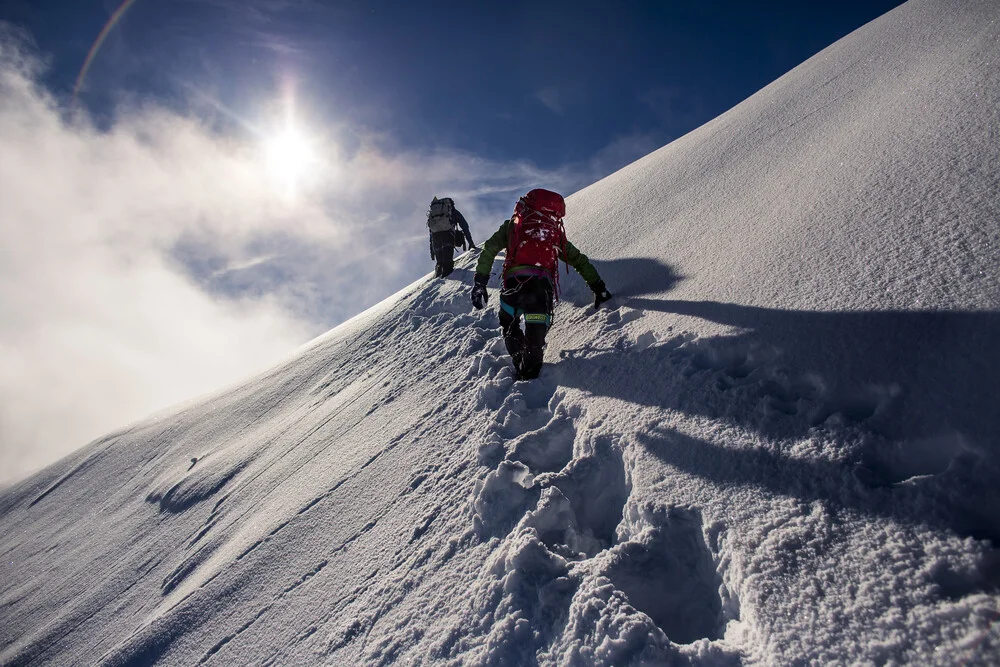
[
  {"xmin": 471, "ymin": 273, "xmax": 490, "ymax": 310},
  {"xmin": 590, "ymin": 280, "xmax": 613, "ymax": 309}
]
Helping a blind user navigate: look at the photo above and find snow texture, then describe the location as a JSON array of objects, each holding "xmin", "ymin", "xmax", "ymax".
[{"xmin": 2, "ymin": 0, "xmax": 999, "ymax": 664}]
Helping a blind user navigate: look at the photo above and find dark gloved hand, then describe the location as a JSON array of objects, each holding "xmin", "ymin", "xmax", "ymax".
[
  {"xmin": 471, "ymin": 273, "xmax": 490, "ymax": 310},
  {"xmin": 590, "ymin": 280, "xmax": 613, "ymax": 309}
]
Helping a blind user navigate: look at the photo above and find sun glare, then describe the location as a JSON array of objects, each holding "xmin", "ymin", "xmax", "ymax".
[{"xmin": 264, "ymin": 123, "xmax": 317, "ymax": 199}]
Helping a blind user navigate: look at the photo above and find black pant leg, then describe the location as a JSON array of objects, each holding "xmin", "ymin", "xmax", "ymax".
[
  {"xmin": 499, "ymin": 308, "xmax": 525, "ymax": 368},
  {"xmin": 438, "ymin": 253, "xmax": 454, "ymax": 277},
  {"xmin": 500, "ymin": 277, "xmax": 552, "ymax": 379},
  {"xmin": 519, "ymin": 320, "xmax": 548, "ymax": 379},
  {"xmin": 431, "ymin": 231, "xmax": 455, "ymax": 277}
]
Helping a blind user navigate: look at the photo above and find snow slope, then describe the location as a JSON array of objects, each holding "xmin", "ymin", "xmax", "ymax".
[{"xmin": 2, "ymin": 0, "xmax": 999, "ymax": 664}]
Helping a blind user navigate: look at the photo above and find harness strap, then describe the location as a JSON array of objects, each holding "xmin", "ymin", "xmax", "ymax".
[
  {"xmin": 499, "ymin": 297, "xmax": 552, "ymax": 326},
  {"xmin": 499, "ymin": 271, "xmax": 551, "ymax": 296}
]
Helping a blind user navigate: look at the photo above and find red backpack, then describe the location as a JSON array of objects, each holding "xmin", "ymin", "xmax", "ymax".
[{"xmin": 503, "ymin": 189, "xmax": 568, "ymax": 295}]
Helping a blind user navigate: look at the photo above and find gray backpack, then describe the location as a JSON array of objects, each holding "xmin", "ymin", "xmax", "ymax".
[{"xmin": 427, "ymin": 198, "xmax": 455, "ymax": 233}]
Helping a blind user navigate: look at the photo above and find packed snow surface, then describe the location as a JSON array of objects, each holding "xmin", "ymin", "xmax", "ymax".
[{"xmin": 2, "ymin": 0, "xmax": 999, "ymax": 664}]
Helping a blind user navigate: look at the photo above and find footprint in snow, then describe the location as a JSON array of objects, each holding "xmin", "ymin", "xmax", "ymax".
[
  {"xmin": 594, "ymin": 304, "xmax": 644, "ymax": 328},
  {"xmin": 680, "ymin": 338, "xmax": 777, "ymax": 383},
  {"xmin": 854, "ymin": 431, "xmax": 978, "ymax": 487},
  {"xmin": 506, "ymin": 403, "xmax": 579, "ymax": 473},
  {"xmin": 672, "ymin": 336, "xmax": 893, "ymax": 431},
  {"xmin": 488, "ymin": 373, "xmax": 561, "ymax": 440},
  {"xmin": 473, "ymin": 377, "xmax": 594, "ymax": 539},
  {"xmin": 474, "ymin": 373, "xmax": 562, "ymax": 467},
  {"xmin": 808, "ymin": 383, "xmax": 896, "ymax": 429},
  {"xmin": 521, "ymin": 435, "xmax": 630, "ymax": 559},
  {"xmin": 603, "ymin": 502, "xmax": 726, "ymax": 645}
]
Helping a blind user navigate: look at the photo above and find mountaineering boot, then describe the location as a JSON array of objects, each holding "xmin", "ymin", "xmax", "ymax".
[
  {"xmin": 511, "ymin": 348, "xmax": 527, "ymax": 380},
  {"xmin": 517, "ymin": 362, "xmax": 542, "ymax": 381},
  {"xmin": 502, "ymin": 320, "xmax": 526, "ymax": 365},
  {"xmin": 518, "ymin": 345, "xmax": 544, "ymax": 380}
]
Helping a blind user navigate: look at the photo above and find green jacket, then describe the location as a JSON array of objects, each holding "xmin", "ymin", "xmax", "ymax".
[{"xmin": 475, "ymin": 219, "xmax": 602, "ymax": 286}]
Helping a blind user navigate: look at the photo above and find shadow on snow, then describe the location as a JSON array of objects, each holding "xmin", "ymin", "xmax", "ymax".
[{"xmin": 554, "ymin": 295, "xmax": 1000, "ymax": 550}]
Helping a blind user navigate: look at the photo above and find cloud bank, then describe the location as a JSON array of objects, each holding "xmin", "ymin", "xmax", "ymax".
[
  {"xmin": 0, "ymin": 32, "xmax": 316, "ymax": 484},
  {"xmin": 0, "ymin": 27, "xmax": 661, "ymax": 485}
]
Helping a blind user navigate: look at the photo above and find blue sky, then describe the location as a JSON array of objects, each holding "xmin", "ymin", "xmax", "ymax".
[
  {"xmin": 0, "ymin": 0, "xmax": 907, "ymax": 478},
  {"xmin": 8, "ymin": 0, "xmax": 905, "ymax": 173}
]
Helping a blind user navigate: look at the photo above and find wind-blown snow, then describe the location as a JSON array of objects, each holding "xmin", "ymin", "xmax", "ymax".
[{"xmin": 2, "ymin": 0, "xmax": 999, "ymax": 664}]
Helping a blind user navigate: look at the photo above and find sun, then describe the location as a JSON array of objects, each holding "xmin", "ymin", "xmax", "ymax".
[{"xmin": 264, "ymin": 123, "xmax": 317, "ymax": 198}]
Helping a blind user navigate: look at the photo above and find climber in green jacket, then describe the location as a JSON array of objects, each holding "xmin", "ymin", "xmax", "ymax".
[{"xmin": 471, "ymin": 188, "xmax": 612, "ymax": 380}]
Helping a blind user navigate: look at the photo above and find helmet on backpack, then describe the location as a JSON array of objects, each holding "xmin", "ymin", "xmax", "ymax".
[{"xmin": 515, "ymin": 188, "xmax": 566, "ymax": 220}]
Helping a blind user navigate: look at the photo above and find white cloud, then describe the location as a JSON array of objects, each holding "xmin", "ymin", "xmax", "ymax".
[
  {"xmin": 0, "ymin": 26, "xmax": 666, "ymax": 485},
  {"xmin": 0, "ymin": 34, "xmax": 319, "ymax": 484}
]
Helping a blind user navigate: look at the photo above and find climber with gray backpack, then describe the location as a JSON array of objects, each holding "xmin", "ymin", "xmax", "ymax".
[{"xmin": 427, "ymin": 196, "xmax": 476, "ymax": 278}]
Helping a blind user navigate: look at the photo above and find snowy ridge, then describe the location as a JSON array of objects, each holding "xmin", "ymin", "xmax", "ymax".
[{"xmin": 3, "ymin": 0, "xmax": 1000, "ymax": 664}]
